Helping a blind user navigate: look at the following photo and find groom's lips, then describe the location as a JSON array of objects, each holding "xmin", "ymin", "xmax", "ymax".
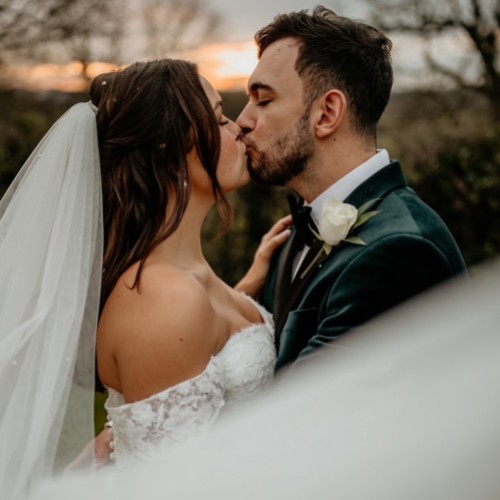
[
  {"xmin": 238, "ymin": 135, "xmax": 259, "ymax": 165},
  {"xmin": 240, "ymin": 138, "xmax": 254, "ymax": 156},
  {"xmin": 240, "ymin": 142, "xmax": 254, "ymax": 169}
]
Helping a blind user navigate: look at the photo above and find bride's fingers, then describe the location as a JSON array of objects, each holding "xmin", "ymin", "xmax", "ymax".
[
  {"xmin": 257, "ymin": 215, "xmax": 292, "ymax": 258},
  {"xmin": 261, "ymin": 215, "xmax": 293, "ymax": 243},
  {"xmin": 262, "ymin": 227, "xmax": 291, "ymax": 254}
]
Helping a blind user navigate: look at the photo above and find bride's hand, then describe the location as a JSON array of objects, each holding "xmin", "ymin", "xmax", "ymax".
[
  {"xmin": 63, "ymin": 427, "xmax": 113, "ymax": 473},
  {"xmin": 235, "ymin": 215, "xmax": 292, "ymax": 298},
  {"xmin": 94, "ymin": 427, "xmax": 114, "ymax": 469}
]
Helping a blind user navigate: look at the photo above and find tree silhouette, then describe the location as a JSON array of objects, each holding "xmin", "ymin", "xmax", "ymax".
[
  {"xmin": 0, "ymin": 0, "xmax": 222, "ymax": 83},
  {"xmin": 365, "ymin": 0, "xmax": 500, "ymax": 120},
  {"xmin": 138, "ymin": 0, "xmax": 221, "ymax": 59}
]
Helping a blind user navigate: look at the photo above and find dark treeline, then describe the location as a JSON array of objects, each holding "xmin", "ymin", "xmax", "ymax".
[{"xmin": 1, "ymin": 88, "xmax": 499, "ymax": 285}]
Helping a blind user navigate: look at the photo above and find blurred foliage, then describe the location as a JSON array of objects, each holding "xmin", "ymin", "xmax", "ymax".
[
  {"xmin": 0, "ymin": 90, "xmax": 84, "ymax": 192},
  {"xmin": 1, "ymin": 88, "xmax": 499, "ymax": 286},
  {"xmin": 380, "ymin": 88, "xmax": 500, "ymax": 268},
  {"xmin": 412, "ymin": 128, "xmax": 500, "ymax": 266},
  {"xmin": 94, "ymin": 391, "xmax": 108, "ymax": 433}
]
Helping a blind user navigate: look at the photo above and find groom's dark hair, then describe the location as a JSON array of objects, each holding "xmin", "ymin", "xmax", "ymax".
[{"xmin": 255, "ymin": 6, "xmax": 393, "ymax": 138}]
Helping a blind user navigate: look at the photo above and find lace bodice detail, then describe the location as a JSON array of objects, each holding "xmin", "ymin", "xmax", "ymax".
[{"xmin": 105, "ymin": 299, "xmax": 275, "ymax": 465}]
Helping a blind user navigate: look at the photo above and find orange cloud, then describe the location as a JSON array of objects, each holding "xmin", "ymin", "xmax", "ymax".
[
  {"xmin": 3, "ymin": 41, "xmax": 258, "ymax": 93},
  {"xmin": 188, "ymin": 41, "xmax": 258, "ymax": 90}
]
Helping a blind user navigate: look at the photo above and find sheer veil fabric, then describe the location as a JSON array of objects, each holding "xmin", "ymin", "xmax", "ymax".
[
  {"xmin": 30, "ymin": 259, "xmax": 500, "ymax": 500},
  {"xmin": 0, "ymin": 102, "xmax": 102, "ymax": 499}
]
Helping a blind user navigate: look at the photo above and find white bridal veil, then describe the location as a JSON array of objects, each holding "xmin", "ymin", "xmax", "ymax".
[
  {"xmin": 0, "ymin": 102, "xmax": 102, "ymax": 499},
  {"xmin": 31, "ymin": 258, "xmax": 500, "ymax": 500}
]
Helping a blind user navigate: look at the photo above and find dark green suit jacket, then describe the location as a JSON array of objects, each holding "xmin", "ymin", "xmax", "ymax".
[{"xmin": 260, "ymin": 161, "xmax": 467, "ymax": 371}]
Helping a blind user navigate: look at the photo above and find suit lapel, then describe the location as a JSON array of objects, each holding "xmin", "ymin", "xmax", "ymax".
[
  {"xmin": 273, "ymin": 229, "xmax": 301, "ymax": 323},
  {"xmin": 274, "ymin": 161, "xmax": 407, "ymax": 347},
  {"xmin": 274, "ymin": 238, "xmax": 328, "ymax": 345}
]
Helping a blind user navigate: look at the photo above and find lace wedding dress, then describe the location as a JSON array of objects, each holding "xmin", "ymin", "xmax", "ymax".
[{"xmin": 104, "ymin": 298, "xmax": 275, "ymax": 466}]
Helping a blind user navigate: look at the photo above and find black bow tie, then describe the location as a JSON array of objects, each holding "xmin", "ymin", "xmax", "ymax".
[{"xmin": 287, "ymin": 195, "xmax": 318, "ymax": 247}]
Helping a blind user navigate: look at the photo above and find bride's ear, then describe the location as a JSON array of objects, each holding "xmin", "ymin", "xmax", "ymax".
[{"xmin": 313, "ymin": 90, "xmax": 347, "ymax": 139}]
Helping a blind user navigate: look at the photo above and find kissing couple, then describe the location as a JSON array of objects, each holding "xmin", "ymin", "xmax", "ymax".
[{"xmin": 0, "ymin": 7, "xmax": 466, "ymax": 498}]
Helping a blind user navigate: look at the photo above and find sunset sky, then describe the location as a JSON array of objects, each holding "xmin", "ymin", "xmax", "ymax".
[
  {"xmin": 4, "ymin": 1, "xmax": 471, "ymax": 93},
  {"xmin": 7, "ymin": 41, "xmax": 260, "ymax": 93},
  {"xmin": 7, "ymin": 1, "xmax": 332, "ymax": 92}
]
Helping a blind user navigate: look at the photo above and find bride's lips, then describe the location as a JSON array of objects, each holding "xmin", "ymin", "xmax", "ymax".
[
  {"xmin": 239, "ymin": 138, "xmax": 254, "ymax": 157},
  {"xmin": 236, "ymin": 137, "xmax": 248, "ymax": 156}
]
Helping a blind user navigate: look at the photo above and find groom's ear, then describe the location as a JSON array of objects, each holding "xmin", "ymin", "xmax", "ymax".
[{"xmin": 313, "ymin": 89, "xmax": 346, "ymax": 139}]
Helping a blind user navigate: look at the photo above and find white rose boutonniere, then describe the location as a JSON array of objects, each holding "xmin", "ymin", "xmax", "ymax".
[
  {"xmin": 318, "ymin": 198, "xmax": 359, "ymax": 248},
  {"xmin": 300, "ymin": 197, "xmax": 381, "ymax": 279}
]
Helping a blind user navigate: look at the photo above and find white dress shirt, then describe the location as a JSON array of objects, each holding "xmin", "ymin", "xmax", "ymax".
[{"xmin": 292, "ymin": 149, "xmax": 390, "ymax": 279}]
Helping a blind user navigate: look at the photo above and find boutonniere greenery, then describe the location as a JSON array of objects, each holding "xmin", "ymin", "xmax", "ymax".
[{"xmin": 300, "ymin": 197, "xmax": 381, "ymax": 279}]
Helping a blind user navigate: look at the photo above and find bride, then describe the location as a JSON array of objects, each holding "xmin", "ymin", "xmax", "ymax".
[{"xmin": 0, "ymin": 58, "xmax": 291, "ymax": 498}]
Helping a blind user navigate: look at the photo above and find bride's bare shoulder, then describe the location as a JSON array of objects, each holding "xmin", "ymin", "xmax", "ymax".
[
  {"xmin": 102, "ymin": 262, "xmax": 211, "ymax": 322},
  {"xmin": 98, "ymin": 263, "xmax": 220, "ymax": 402}
]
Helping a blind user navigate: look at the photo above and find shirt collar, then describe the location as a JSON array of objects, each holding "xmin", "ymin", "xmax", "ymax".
[{"xmin": 309, "ymin": 149, "xmax": 390, "ymax": 224}]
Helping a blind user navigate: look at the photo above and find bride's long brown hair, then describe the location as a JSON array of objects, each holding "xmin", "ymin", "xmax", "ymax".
[{"xmin": 90, "ymin": 60, "xmax": 231, "ymax": 308}]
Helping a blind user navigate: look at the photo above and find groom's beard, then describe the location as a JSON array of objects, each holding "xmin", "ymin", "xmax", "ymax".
[{"xmin": 247, "ymin": 113, "xmax": 314, "ymax": 186}]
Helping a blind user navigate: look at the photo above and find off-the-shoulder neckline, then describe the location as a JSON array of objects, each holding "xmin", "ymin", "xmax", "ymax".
[{"xmin": 105, "ymin": 294, "xmax": 273, "ymax": 410}]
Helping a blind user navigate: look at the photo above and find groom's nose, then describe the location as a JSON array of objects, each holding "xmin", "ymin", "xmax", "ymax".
[{"xmin": 236, "ymin": 103, "xmax": 254, "ymax": 136}]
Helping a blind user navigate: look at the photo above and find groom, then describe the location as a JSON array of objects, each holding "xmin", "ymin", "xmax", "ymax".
[{"xmin": 237, "ymin": 6, "xmax": 467, "ymax": 372}]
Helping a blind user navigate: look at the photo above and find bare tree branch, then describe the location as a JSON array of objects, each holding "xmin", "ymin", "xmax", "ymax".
[
  {"xmin": 424, "ymin": 51, "xmax": 483, "ymax": 92},
  {"xmin": 364, "ymin": 0, "xmax": 500, "ymax": 119},
  {"xmin": 0, "ymin": 0, "xmax": 125, "ymax": 67},
  {"xmin": 0, "ymin": 0, "xmax": 223, "ymax": 89},
  {"xmin": 139, "ymin": 0, "xmax": 221, "ymax": 57}
]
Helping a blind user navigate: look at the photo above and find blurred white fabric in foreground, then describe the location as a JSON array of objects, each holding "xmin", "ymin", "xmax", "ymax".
[{"xmin": 31, "ymin": 259, "xmax": 500, "ymax": 500}]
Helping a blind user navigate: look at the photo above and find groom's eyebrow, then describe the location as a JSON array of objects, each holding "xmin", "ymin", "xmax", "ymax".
[{"xmin": 248, "ymin": 82, "xmax": 273, "ymax": 96}]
